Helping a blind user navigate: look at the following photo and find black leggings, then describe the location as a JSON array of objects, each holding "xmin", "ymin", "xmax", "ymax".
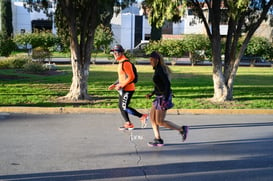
[{"xmin": 119, "ymin": 90, "xmax": 142, "ymax": 122}]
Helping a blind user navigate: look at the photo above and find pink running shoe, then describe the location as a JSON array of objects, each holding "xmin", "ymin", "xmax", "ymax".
[{"xmin": 147, "ymin": 138, "xmax": 164, "ymax": 147}]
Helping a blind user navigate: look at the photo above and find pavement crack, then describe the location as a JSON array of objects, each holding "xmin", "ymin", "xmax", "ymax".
[{"xmin": 130, "ymin": 132, "xmax": 150, "ymax": 181}]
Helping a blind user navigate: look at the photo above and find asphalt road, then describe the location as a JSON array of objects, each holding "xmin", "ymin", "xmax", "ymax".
[{"xmin": 0, "ymin": 112, "xmax": 273, "ymax": 181}]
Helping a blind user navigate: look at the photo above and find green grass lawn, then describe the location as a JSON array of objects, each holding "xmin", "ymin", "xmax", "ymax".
[{"xmin": 0, "ymin": 65, "xmax": 272, "ymax": 109}]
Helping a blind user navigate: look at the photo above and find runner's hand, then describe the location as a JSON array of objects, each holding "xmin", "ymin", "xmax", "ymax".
[
  {"xmin": 145, "ymin": 93, "xmax": 153, "ymax": 99},
  {"xmin": 115, "ymin": 84, "xmax": 122, "ymax": 91},
  {"xmin": 108, "ymin": 84, "xmax": 115, "ymax": 90}
]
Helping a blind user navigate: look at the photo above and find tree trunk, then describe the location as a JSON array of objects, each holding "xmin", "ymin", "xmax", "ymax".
[
  {"xmin": 189, "ymin": 52, "xmax": 194, "ymax": 66},
  {"xmin": 63, "ymin": 30, "xmax": 93, "ymax": 101},
  {"xmin": 210, "ymin": 0, "xmax": 228, "ymax": 102},
  {"xmin": 212, "ymin": 57, "xmax": 228, "ymax": 102},
  {"xmin": 151, "ymin": 22, "xmax": 162, "ymax": 41},
  {"xmin": 56, "ymin": 0, "xmax": 98, "ymax": 101},
  {"xmin": 65, "ymin": 51, "xmax": 91, "ymax": 101},
  {"xmin": 223, "ymin": 16, "xmax": 243, "ymax": 101},
  {"xmin": 225, "ymin": 32, "xmax": 253, "ymax": 101}
]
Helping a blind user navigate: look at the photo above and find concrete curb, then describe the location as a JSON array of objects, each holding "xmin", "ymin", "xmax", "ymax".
[{"xmin": 0, "ymin": 107, "xmax": 272, "ymax": 115}]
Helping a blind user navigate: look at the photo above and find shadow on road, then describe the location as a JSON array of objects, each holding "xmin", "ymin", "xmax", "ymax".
[{"xmin": 1, "ymin": 137, "xmax": 272, "ymax": 181}]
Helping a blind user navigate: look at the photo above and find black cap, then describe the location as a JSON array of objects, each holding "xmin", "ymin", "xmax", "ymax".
[{"xmin": 110, "ymin": 44, "xmax": 124, "ymax": 52}]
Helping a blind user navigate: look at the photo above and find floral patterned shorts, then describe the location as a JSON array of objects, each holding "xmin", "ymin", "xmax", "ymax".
[{"xmin": 153, "ymin": 94, "xmax": 174, "ymax": 111}]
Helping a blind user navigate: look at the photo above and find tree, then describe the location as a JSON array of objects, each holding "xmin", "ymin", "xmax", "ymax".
[
  {"xmin": 0, "ymin": 0, "xmax": 13, "ymax": 37},
  {"xmin": 0, "ymin": 32, "xmax": 16, "ymax": 57},
  {"xmin": 93, "ymin": 24, "xmax": 114, "ymax": 53},
  {"xmin": 184, "ymin": 0, "xmax": 273, "ymax": 102},
  {"xmin": 141, "ymin": 0, "xmax": 184, "ymax": 40},
  {"xmin": 0, "ymin": 0, "xmax": 14, "ymax": 57},
  {"xmin": 55, "ymin": 0, "xmax": 114, "ymax": 100},
  {"xmin": 183, "ymin": 34, "xmax": 210, "ymax": 66},
  {"xmin": 244, "ymin": 36, "xmax": 272, "ymax": 60},
  {"xmin": 23, "ymin": 0, "xmax": 133, "ymax": 101}
]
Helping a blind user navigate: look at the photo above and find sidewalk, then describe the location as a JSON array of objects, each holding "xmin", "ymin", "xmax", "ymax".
[
  {"xmin": 0, "ymin": 110, "xmax": 273, "ymax": 180},
  {"xmin": 1, "ymin": 106, "xmax": 273, "ymax": 115}
]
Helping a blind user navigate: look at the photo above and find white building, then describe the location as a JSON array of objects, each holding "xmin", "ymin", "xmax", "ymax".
[
  {"xmin": 10, "ymin": 1, "xmax": 56, "ymax": 34},
  {"xmin": 111, "ymin": 3, "xmax": 151, "ymax": 50}
]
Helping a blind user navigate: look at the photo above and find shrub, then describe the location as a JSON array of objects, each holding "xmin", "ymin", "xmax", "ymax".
[
  {"xmin": 14, "ymin": 31, "xmax": 61, "ymax": 49},
  {"xmin": 23, "ymin": 61, "xmax": 46, "ymax": 73},
  {"xmin": 145, "ymin": 40, "xmax": 167, "ymax": 56},
  {"xmin": 32, "ymin": 47, "xmax": 51, "ymax": 63},
  {"xmin": 145, "ymin": 40, "xmax": 186, "ymax": 58},
  {"xmin": 0, "ymin": 59, "xmax": 13, "ymax": 69},
  {"xmin": 245, "ymin": 36, "xmax": 272, "ymax": 60},
  {"xmin": 0, "ymin": 56, "xmax": 30, "ymax": 69},
  {"xmin": 11, "ymin": 56, "xmax": 30, "ymax": 68}
]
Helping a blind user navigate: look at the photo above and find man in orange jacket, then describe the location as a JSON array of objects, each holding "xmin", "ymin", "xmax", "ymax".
[{"xmin": 108, "ymin": 44, "xmax": 148, "ymax": 130}]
